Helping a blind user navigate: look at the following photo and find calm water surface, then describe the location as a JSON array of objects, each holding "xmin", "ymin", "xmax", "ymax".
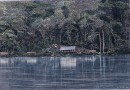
[{"xmin": 0, "ymin": 55, "xmax": 130, "ymax": 90}]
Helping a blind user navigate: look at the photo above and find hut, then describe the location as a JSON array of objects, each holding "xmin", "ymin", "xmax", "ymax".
[
  {"xmin": 27, "ymin": 52, "xmax": 36, "ymax": 56},
  {"xmin": 60, "ymin": 46, "xmax": 76, "ymax": 53},
  {"xmin": 0, "ymin": 52, "xmax": 9, "ymax": 56}
]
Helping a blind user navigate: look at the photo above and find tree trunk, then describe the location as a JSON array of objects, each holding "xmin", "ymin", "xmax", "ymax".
[
  {"xmin": 59, "ymin": 35, "xmax": 61, "ymax": 44},
  {"xmin": 99, "ymin": 31, "xmax": 102, "ymax": 54},
  {"xmin": 85, "ymin": 29, "xmax": 87, "ymax": 41},
  {"xmin": 102, "ymin": 30, "xmax": 105, "ymax": 54}
]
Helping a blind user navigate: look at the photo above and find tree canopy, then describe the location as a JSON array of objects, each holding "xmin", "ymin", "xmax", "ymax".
[{"xmin": 0, "ymin": 0, "xmax": 129, "ymax": 55}]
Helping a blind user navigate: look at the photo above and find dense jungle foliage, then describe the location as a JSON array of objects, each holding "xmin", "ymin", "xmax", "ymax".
[{"xmin": 0, "ymin": 0, "xmax": 129, "ymax": 55}]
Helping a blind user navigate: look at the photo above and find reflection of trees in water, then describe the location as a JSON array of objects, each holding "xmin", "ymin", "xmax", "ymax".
[
  {"xmin": 76, "ymin": 56, "xmax": 101, "ymax": 78},
  {"xmin": 0, "ymin": 56, "xmax": 126, "ymax": 75},
  {"xmin": 0, "ymin": 56, "xmax": 130, "ymax": 89},
  {"xmin": 112, "ymin": 56, "xmax": 130, "ymax": 73},
  {"xmin": 1, "ymin": 56, "xmax": 129, "ymax": 73}
]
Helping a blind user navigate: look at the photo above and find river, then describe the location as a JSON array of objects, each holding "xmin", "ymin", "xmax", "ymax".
[{"xmin": 0, "ymin": 55, "xmax": 130, "ymax": 90}]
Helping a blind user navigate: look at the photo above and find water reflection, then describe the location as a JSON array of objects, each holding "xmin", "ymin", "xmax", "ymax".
[{"xmin": 0, "ymin": 55, "xmax": 130, "ymax": 90}]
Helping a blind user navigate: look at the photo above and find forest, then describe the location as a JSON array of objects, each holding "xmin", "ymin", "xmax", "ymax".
[{"xmin": 0, "ymin": 0, "xmax": 129, "ymax": 56}]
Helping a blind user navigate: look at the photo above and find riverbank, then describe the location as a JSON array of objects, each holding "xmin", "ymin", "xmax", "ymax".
[
  {"xmin": 1, "ymin": 47, "xmax": 130, "ymax": 57},
  {"xmin": 1, "ymin": 51, "xmax": 130, "ymax": 57}
]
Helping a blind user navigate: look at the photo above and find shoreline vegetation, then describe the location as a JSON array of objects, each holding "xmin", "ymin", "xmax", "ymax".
[
  {"xmin": 0, "ymin": 0, "xmax": 130, "ymax": 56},
  {"xmin": 0, "ymin": 47, "xmax": 130, "ymax": 57},
  {"xmin": 1, "ymin": 53, "xmax": 130, "ymax": 57}
]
